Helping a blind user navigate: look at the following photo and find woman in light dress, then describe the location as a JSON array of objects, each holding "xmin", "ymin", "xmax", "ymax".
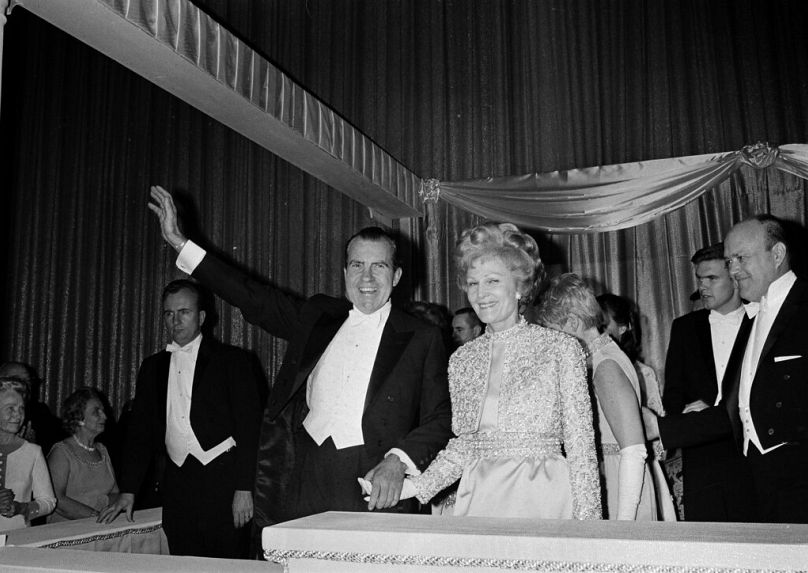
[
  {"xmin": 47, "ymin": 387, "xmax": 119, "ymax": 521},
  {"xmin": 0, "ymin": 377, "xmax": 56, "ymax": 531},
  {"xmin": 403, "ymin": 223, "xmax": 601, "ymax": 519},
  {"xmin": 538, "ymin": 274, "xmax": 662, "ymax": 520}
]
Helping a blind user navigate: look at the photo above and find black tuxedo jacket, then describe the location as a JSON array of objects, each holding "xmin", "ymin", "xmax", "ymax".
[
  {"xmin": 659, "ymin": 309, "xmax": 756, "ymax": 521},
  {"xmin": 726, "ymin": 277, "xmax": 808, "ymax": 449},
  {"xmin": 191, "ymin": 251, "xmax": 452, "ymax": 526},
  {"xmin": 661, "ymin": 278, "xmax": 808, "ymax": 458},
  {"xmin": 120, "ymin": 336, "xmax": 263, "ymax": 494}
]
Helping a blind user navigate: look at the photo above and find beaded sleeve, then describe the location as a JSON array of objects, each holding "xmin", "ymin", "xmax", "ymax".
[
  {"xmin": 411, "ymin": 435, "xmax": 468, "ymax": 503},
  {"xmin": 557, "ymin": 336, "xmax": 602, "ymax": 520}
]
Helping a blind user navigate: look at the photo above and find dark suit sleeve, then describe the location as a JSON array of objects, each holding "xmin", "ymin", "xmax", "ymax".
[
  {"xmin": 662, "ymin": 317, "xmax": 688, "ymax": 416},
  {"xmin": 225, "ymin": 348, "xmax": 265, "ymax": 491},
  {"xmin": 659, "ymin": 315, "xmax": 734, "ymax": 449},
  {"xmin": 191, "ymin": 250, "xmax": 304, "ymax": 341},
  {"xmin": 120, "ymin": 359, "xmax": 160, "ymax": 495},
  {"xmin": 657, "ymin": 406, "xmax": 733, "ymax": 450},
  {"xmin": 393, "ymin": 327, "xmax": 452, "ymax": 471}
]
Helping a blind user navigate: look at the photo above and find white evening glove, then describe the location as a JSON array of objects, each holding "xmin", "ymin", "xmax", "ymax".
[
  {"xmin": 357, "ymin": 477, "xmax": 417, "ymax": 502},
  {"xmin": 616, "ymin": 443, "xmax": 647, "ymax": 520}
]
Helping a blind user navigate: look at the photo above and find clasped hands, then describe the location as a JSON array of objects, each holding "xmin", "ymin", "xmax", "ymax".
[
  {"xmin": 358, "ymin": 454, "xmax": 416, "ymax": 510},
  {"xmin": 0, "ymin": 488, "xmax": 17, "ymax": 518}
]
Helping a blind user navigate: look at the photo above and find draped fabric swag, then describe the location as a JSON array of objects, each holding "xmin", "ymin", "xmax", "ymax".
[
  {"xmin": 2, "ymin": 1, "xmax": 808, "ymax": 415},
  {"xmin": 427, "ymin": 143, "xmax": 808, "ymax": 233}
]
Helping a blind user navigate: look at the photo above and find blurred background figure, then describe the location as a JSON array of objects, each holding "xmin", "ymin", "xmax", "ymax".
[
  {"xmin": 450, "ymin": 307, "xmax": 483, "ymax": 348},
  {"xmin": 0, "ymin": 377, "xmax": 55, "ymax": 530},
  {"xmin": 47, "ymin": 387, "xmax": 119, "ymax": 521},
  {"xmin": 0, "ymin": 362, "xmax": 66, "ymax": 455},
  {"xmin": 406, "ymin": 300, "xmax": 453, "ymax": 351},
  {"xmin": 596, "ymin": 295, "xmax": 665, "ymax": 416}
]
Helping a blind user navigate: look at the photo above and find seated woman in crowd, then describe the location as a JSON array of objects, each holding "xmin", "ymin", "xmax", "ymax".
[
  {"xmin": 538, "ymin": 274, "xmax": 660, "ymax": 520},
  {"xmin": 47, "ymin": 387, "xmax": 119, "ymax": 521},
  {"xmin": 0, "ymin": 377, "xmax": 55, "ymax": 530},
  {"xmin": 402, "ymin": 223, "xmax": 601, "ymax": 519}
]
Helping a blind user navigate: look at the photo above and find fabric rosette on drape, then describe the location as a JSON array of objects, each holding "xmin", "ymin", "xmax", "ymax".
[{"xmin": 426, "ymin": 143, "xmax": 808, "ymax": 233}]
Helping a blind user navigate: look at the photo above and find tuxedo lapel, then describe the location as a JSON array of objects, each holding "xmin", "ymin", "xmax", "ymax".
[
  {"xmin": 756, "ymin": 280, "xmax": 806, "ymax": 370},
  {"xmin": 695, "ymin": 311, "xmax": 719, "ymax": 402},
  {"xmin": 364, "ymin": 311, "xmax": 413, "ymax": 413},
  {"xmin": 191, "ymin": 337, "xmax": 215, "ymax": 397},
  {"xmin": 289, "ymin": 308, "xmax": 349, "ymax": 399},
  {"xmin": 722, "ymin": 314, "xmax": 753, "ymax": 444},
  {"xmin": 157, "ymin": 351, "xmax": 171, "ymax": 417}
]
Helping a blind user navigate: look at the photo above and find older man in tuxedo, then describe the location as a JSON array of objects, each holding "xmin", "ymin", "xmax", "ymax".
[
  {"xmin": 722, "ymin": 215, "xmax": 808, "ymax": 523},
  {"xmin": 147, "ymin": 186, "xmax": 452, "ymax": 532},
  {"xmin": 653, "ymin": 243, "xmax": 757, "ymax": 522},
  {"xmin": 99, "ymin": 279, "xmax": 263, "ymax": 557}
]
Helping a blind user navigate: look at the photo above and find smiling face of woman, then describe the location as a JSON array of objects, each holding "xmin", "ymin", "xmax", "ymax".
[
  {"xmin": 464, "ymin": 256, "xmax": 520, "ymax": 333},
  {"xmin": 0, "ymin": 389, "xmax": 25, "ymax": 436}
]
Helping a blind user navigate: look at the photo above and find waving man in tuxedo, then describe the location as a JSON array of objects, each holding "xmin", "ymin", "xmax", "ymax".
[{"xmin": 147, "ymin": 185, "xmax": 452, "ymax": 534}]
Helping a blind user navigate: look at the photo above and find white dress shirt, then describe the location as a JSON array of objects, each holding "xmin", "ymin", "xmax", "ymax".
[
  {"xmin": 707, "ymin": 304, "xmax": 746, "ymax": 405},
  {"xmin": 304, "ymin": 303, "xmax": 390, "ymax": 449},
  {"xmin": 739, "ymin": 270, "xmax": 797, "ymax": 455},
  {"xmin": 165, "ymin": 333, "xmax": 235, "ymax": 466}
]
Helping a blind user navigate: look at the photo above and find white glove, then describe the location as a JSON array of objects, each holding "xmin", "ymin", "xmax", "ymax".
[
  {"xmin": 357, "ymin": 477, "xmax": 417, "ymax": 502},
  {"xmin": 616, "ymin": 443, "xmax": 647, "ymax": 520}
]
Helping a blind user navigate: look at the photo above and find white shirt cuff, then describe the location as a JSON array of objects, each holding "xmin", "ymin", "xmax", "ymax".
[
  {"xmin": 176, "ymin": 240, "xmax": 207, "ymax": 275},
  {"xmin": 386, "ymin": 448, "xmax": 420, "ymax": 476}
]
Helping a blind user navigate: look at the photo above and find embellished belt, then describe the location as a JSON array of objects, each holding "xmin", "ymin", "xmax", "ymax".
[
  {"xmin": 601, "ymin": 443, "xmax": 621, "ymax": 456},
  {"xmin": 464, "ymin": 432, "xmax": 562, "ymax": 460}
]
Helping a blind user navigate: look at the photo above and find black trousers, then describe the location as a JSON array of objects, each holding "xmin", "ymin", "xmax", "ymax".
[
  {"xmin": 747, "ymin": 442, "xmax": 808, "ymax": 524},
  {"xmin": 162, "ymin": 451, "xmax": 249, "ymax": 558}
]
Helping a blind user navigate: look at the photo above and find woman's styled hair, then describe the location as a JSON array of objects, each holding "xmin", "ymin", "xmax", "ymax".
[
  {"xmin": 455, "ymin": 222, "xmax": 544, "ymax": 305},
  {"xmin": 0, "ymin": 377, "xmax": 29, "ymax": 403},
  {"xmin": 535, "ymin": 273, "xmax": 603, "ymax": 331},
  {"xmin": 597, "ymin": 293, "xmax": 641, "ymax": 362},
  {"xmin": 62, "ymin": 387, "xmax": 104, "ymax": 435}
]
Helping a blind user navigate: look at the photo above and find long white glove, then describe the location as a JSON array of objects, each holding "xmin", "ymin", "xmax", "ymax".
[{"xmin": 616, "ymin": 443, "xmax": 647, "ymax": 520}]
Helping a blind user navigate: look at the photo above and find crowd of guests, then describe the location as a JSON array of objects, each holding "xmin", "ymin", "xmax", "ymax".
[{"xmin": 0, "ymin": 185, "xmax": 804, "ymax": 561}]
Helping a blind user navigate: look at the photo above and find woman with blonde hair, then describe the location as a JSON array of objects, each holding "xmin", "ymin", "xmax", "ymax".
[
  {"xmin": 0, "ymin": 377, "xmax": 55, "ymax": 530},
  {"xmin": 401, "ymin": 223, "xmax": 601, "ymax": 519},
  {"xmin": 538, "ymin": 274, "xmax": 660, "ymax": 520}
]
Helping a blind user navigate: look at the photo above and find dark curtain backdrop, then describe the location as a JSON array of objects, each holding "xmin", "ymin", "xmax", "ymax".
[{"xmin": 1, "ymin": 0, "xmax": 807, "ymax": 415}]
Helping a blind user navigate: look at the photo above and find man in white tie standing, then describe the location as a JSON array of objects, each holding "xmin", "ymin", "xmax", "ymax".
[
  {"xmin": 650, "ymin": 243, "xmax": 758, "ymax": 522},
  {"xmin": 98, "ymin": 279, "xmax": 264, "ymax": 557},
  {"xmin": 145, "ymin": 186, "xmax": 452, "ymax": 536},
  {"xmin": 723, "ymin": 214, "xmax": 808, "ymax": 523}
]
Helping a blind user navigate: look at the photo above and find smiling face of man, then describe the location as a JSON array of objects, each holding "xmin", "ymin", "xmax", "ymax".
[
  {"xmin": 724, "ymin": 219, "xmax": 787, "ymax": 303},
  {"xmin": 344, "ymin": 238, "xmax": 402, "ymax": 315}
]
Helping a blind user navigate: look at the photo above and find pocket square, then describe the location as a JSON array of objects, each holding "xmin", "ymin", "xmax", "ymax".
[{"xmin": 774, "ymin": 355, "xmax": 802, "ymax": 363}]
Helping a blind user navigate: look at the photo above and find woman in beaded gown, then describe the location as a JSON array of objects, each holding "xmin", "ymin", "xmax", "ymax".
[
  {"xmin": 403, "ymin": 223, "xmax": 601, "ymax": 519},
  {"xmin": 539, "ymin": 274, "xmax": 659, "ymax": 520}
]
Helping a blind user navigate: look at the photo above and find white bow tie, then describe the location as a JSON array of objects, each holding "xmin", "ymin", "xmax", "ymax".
[
  {"xmin": 166, "ymin": 342, "xmax": 193, "ymax": 353},
  {"xmin": 348, "ymin": 308, "xmax": 379, "ymax": 327},
  {"xmin": 744, "ymin": 301, "xmax": 761, "ymax": 319}
]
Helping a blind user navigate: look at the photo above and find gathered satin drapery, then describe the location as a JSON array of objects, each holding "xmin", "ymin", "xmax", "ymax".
[{"xmin": 431, "ymin": 143, "xmax": 808, "ymax": 233}]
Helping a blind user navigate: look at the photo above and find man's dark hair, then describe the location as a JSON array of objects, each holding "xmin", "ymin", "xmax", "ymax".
[
  {"xmin": 161, "ymin": 279, "xmax": 204, "ymax": 309},
  {"xmin": 343, "ymin": 227, "xmax": 401, "ymax": 269},
  {"xmin": 691, "ymin": 242, "xmax": 726, "ymax": 265},
  {"xmin": 454, "ymin": 307, "xmax": 482, "ymax": 328}
]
